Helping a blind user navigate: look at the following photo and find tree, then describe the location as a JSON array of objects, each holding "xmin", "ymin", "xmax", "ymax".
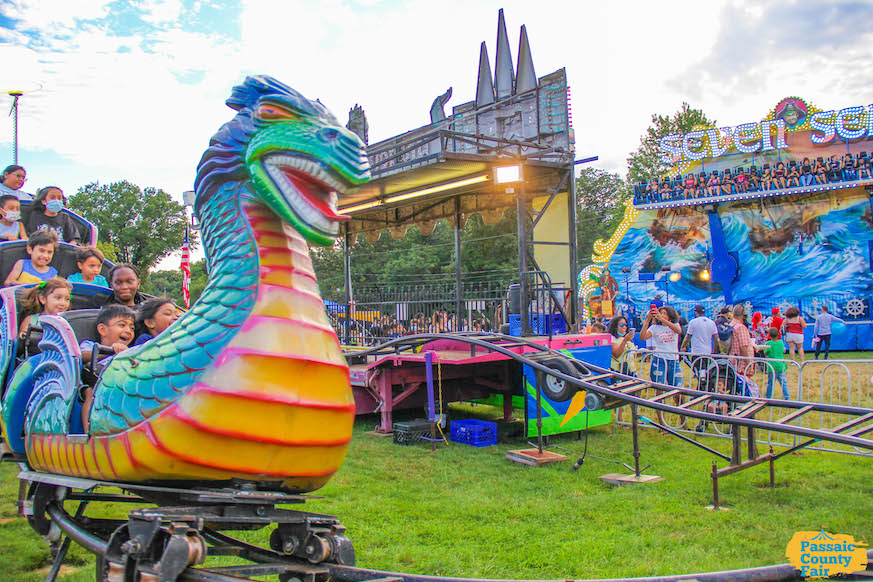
[
  {"xmin": 311, "ymin": 209, "xmax": 519, "ymax": 302},
  {"xmin": 575, "ymin": 168, "xmax": 628, "ymax": 266},
  {"xmin": 69, "ymin": 181, "xmax": 193, "ymax": 275},
  {"xmin": 626, "ymin": 102, "xmax": 716, "ymax": 184},
  {"xmin": 143, "ymin": 260, "xmax": 208, "ymax": 305}
]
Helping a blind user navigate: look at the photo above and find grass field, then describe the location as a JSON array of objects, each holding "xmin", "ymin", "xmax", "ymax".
[{"xmin": 0, "ymin": 400, "xmax": 871, "ymax": 582}]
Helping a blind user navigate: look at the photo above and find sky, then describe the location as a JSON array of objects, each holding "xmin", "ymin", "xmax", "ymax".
[{"xmin": 1, "ymin": 0, "xmax": 873, "ymax": 266}]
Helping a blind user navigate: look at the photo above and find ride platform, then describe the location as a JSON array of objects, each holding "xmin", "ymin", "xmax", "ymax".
[{"xmin": 345, "ymin": 332, "xmax": 609, "ymax": 433}]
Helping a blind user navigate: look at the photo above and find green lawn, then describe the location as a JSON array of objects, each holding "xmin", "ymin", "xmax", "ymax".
[{"xmin": 0, "ymin": 406, "xmax": 871, "ymax": 581}]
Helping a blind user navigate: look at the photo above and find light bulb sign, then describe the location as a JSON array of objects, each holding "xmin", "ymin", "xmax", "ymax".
[{"xmin": 659, "ymin": 97, "xmax": 873, "ymax": 165}]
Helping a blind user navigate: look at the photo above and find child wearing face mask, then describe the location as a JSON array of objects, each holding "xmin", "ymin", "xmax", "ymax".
[
  {"xmin": 26, "ymin": 186, "xmax": 81, "ymax": 245},
  {"xmin": 0, "ymin": 195, "xmax": 27, "ymax": 241}
]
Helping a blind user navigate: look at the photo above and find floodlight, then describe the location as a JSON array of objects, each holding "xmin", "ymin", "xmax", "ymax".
[{"xmin": 493, "ymin": 164, "xmax": 523, "ymax": 184}]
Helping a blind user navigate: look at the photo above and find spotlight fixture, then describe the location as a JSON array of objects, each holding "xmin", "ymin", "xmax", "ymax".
[{"xmin": 493, "ymin": 164, "xmax": 523, "ymax": 184}]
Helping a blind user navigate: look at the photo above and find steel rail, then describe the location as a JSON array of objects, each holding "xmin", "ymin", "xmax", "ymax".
[{"xmin": 42, "ymin": 481, "xmax": 873, "ymax": 582}]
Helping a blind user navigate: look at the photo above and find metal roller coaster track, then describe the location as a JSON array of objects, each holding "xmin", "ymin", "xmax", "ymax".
[{"xmin": 16, "ymin": 332, "xmax": 873, "ymax": 582}]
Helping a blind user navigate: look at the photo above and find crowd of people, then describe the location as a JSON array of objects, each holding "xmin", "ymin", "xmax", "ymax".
[
  {"xmin": 15, "ymin": 267, "xmax": 179, "ymax": 429},
  {"xmin": 633, "ymin": 152, "xmax": 872, "ymax": 205},
  {"xmin": 0, "ymin": 165, "xmax": 82, "ymax": 244},
  {"xmin": 606, "ymin": 301, "xmax": 846, "ymax": 406},
  {"xmin": 328, "ymin": 308, "xmax": 498, "ymax": 344},
  {"xmin": 0, "ymin": 164, "xmax": 186, "ymax": 426}
]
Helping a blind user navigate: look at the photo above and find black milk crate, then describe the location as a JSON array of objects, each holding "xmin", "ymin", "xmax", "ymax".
[{"xmin": 393, "ymin": 419, "xmax": 433, "ymax": 446}]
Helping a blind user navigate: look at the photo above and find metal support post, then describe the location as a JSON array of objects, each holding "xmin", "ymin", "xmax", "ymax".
[
  {"xmin": 711, "ymin": 461, "xmax": 720, "ymax": 510},
  {"xmin": 535, "ymin": 373, "xmax": 544, "ymax": 455},
  {"xmin": 517, "ymin": 182, "xmax": 529, "ymax": 336},
  {"xmin": 10, "ymin": 92, "xmax": 21, "ymax": 164},
  {"xmin": 454, "ymin": 197, "xmax": 463, "ymax": 330},
  {"xmin": 343, "ymin": 229, "xmax": 352, "ymax": 345},
  {"xmin": 631, "ymin": 404, "xmax": 641, "ymax": 477},
  {"xmin": 567, "ymin": 166, "xmax": 579, "ymax": 331}
]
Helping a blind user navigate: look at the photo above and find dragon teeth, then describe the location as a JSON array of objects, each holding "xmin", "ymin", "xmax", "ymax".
[
  {"xmin": 264, "ymin": 160, "xmax": 338, "ymax": 235},
  {"xmin": 265, "ymin": 155, "xmax": 346, "ymax": 194}
]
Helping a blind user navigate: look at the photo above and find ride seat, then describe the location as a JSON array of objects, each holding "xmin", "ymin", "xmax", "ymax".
[
  {"xmin": 0, "ymin": 240, "xmax": 113, "ymax": 285},
  {"xmin": 63, "ymin": 309, "xmax": 101, "ymax": 344}
]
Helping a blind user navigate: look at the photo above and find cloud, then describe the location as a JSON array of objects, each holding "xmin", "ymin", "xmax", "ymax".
[
  {"xmin": 135, "ymin": 0, "xmax": 185, "ymax": 25},
  {"xmin": 1, "ymin": 0, "xmax": 872, "ymax": 207},
  {"xmin": 670, "ymin": 1, "xmax": 873, "ymax": 115}
]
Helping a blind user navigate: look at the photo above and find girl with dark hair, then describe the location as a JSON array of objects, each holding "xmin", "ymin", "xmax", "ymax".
[
  {"xmin": 640, "ymin": 305, "xmax": 682, "ymax": 387},
  {"xmin": 682, "ymin": 173, "xmax": 696, "ymax": 199},
  {"xmin": 705, "ymin": 172, "xmax": 720, "ymax": 197},
  {"xmin": 734, "ymin": 168, "xmax": 748, "ymax": 193},
  {"xmin": 133, "ymin": 296, "xmax": 180, "ymax": 346},
  {"xmin": 774, "ymin": 163, "xmax": 787, "ymax": 189},
  {"xmin": 17, "ymin": 277, "xmax": 72, "ymax": 339},
  {"xmin": 26, "ymin": 186, "xmax": 81, "ymax": 244},
  {"xmin": 99, "ymin": 263, "xmax": 146, "ymax": 307},
  {"xmin": 782, "ymin": 306, "xmax": 807, "ymax": 363},
  {"xmin": 0, "ymin": 165, "xmax": 33, "ymax": 200},
  {"xmin": 842, "ymin": 153, "xmax": 857, "ymax": 181},
  {"xmin": 786, "ymin": 163, "xmax": 800, "ymax": 188},
  {"xmin": 760, "ymin": 166, "xmax": 772, "ymax": 190},
  {"xmin": 720, "ymin": 169, "xmax": 735, "ymax": 195},
  {"xmin": 814, "ymin": 158, "xmax": 827, "ymax": 184},
  {"xmin": 608, "ymin": 316, "xmax": 637, "ymax": 376},
  {"xmin": 800, "ymin": 158, "xmax": 813, "ymax": 187},
  {"xmin": 859, "ymin": 154, "xmax": 872, "ymax": 180}
]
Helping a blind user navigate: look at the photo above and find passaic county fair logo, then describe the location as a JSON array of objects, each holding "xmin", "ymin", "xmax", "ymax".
[{"xmin": 785, "ymin": 529, "xmax": 868, "ymax": 578}]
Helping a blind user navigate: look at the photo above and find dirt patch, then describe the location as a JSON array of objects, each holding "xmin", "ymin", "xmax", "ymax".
[{"xmin": 35, "ymin": 565, "xmax": 78, "ymax": 577}]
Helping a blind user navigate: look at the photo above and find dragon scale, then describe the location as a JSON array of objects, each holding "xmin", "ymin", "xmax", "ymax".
[{"xmin": 15, "ymin": 76, "xmax": 369, "ymax": 492}]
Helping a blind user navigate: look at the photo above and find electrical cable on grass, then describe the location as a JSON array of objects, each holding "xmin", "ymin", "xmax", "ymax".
[{"xmin": 572, "ymin": 409, "xmax": 590, "ymax": 470}]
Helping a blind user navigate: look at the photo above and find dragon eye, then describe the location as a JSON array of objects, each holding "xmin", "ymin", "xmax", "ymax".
[{"xmin": 255, "ymin": 104, "xmax": 300, "ymax": 121}]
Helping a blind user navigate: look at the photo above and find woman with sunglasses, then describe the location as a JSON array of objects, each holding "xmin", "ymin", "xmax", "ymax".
[{"xmin": 609, "ymin": 316, "xmax": 637, "ymax": 378}]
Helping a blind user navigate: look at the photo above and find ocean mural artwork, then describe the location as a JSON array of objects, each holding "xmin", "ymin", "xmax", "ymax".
[{"xmin": 585, "ymin": 96, "xmax": 873, "ymax": 323}]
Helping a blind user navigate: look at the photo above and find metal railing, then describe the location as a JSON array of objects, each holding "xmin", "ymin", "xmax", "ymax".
[
  {"xmin": 325, "ymin": 275, "xmax": 571, "ymax": 345},
  {"xmin": 616, "ymin": 348, "xmax": 873, "ymax": 456},
  {"xmin": 619, "ymin": 295, "xmax": 868, "ymax": 327}
]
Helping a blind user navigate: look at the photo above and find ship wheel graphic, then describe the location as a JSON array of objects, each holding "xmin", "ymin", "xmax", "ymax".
[{"xmin": 845, "ymin": 298, "xmax": 865, "ymax": 318}]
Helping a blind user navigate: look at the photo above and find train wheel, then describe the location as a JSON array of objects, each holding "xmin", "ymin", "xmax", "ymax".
[{"xmin": 535, "ymin": 357, "xmax": 586, "ymax": 402}]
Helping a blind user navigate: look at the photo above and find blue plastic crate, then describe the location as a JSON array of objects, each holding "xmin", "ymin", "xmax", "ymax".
[
  {"xmin": 509, "ymin": 314, "xmax": 522, "ymax": 336},
  {"xmin": 533, "ymin": 313, "xmax": 566, "ymax": 335},
  {"xmin": 450, "ymin": 419, "xmax": 498, "ymax": 447},
  {"xmin": 508, "ymin": 314, "xmax": 566, "ymax": 336}
]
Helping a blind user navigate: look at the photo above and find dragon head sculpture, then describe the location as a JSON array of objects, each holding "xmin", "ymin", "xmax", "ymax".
[{"xmin": 196, "ymin": 75, "xmax": 370, "ymax": 246}]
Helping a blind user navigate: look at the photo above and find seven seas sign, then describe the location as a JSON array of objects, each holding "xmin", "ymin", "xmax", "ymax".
[{"xmin": 659, "ymin": 102, "xmax": 873, "ymax": 164}]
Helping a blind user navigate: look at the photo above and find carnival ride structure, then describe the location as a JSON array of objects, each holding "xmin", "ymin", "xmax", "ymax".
[
  {"xmin": 584, "ymin": 97, "xmax": 873, "ymax": 348},
  {"xmin": 0, "ymin": 22, "xmax": 869, "ymax": 582}
]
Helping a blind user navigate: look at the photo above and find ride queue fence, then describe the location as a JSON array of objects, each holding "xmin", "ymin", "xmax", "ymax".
[
  {"xmin": 620, "ymin": 294, "xmax": 868, "ymax": 329},
  {"xmin": 324, "ymin": 276, "xmax": 570, "ymax": 346},
  {"xmin": 617, "ymin": 349, "xmax": 873, "ymax": 457}
]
